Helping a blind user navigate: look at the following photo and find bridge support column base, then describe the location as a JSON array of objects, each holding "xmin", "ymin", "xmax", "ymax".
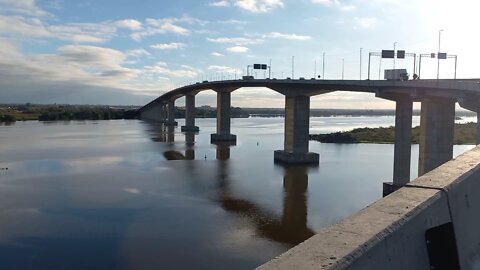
[
  {"xmin": 274, "ymin": 150, "xmax": 319, "ymax": 165},
  {"xmin": 181, "ymin": 126, "xmax": 199, "ymax": 132},
  {"xmin": 382, "ymin": 182, "xmax": 404, "ymax": 197},
  {"xmin": 211, "ymin": 133, "xmax": 236, "ymax": 142},
  {"xmin": 164, "ymin": 121, "xmax": 178, "ymax": 126}
]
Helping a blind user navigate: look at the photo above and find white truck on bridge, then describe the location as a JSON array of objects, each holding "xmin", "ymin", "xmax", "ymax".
[{"xmin": 385, "ymin": 69, "xmax": 409, "ymax": 81}]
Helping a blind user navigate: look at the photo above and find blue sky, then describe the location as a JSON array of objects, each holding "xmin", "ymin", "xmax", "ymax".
[{"xmin": 0, "ymin": 0, "xmax": 478, "ymax": 107}]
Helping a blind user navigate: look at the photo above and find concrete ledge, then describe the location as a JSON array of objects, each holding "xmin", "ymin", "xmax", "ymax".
[
  {"xmin": 259, "ymin": 146, "xmax": 480, "ymax": 270},
  {"xmin": 210, "ymin": 133, "xmax": 237, "ymax": 142},
  {"xmin": 181, "ymin": 125, "xmax": 199, "ymax": 132},
  {"xmin": 164, "ymin": 121, "xmax": 178, "ymax": 126},
  {"xmin": 274, "ymin": 150, "xmax": 319, "ymax": 165},
  {"xmin": 382, "ymin": 182, "xmax": 403, "ymax": 197}
]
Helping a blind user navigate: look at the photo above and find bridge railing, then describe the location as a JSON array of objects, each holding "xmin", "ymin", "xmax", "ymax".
[{"xmin": 258, "ymin": 145, "xmax": 480, "ymax": 270}]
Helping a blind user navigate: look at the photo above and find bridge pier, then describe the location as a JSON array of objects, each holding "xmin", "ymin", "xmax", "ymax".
[
  {"xmin": 274, "ymin": 95, "xmax": 319, "ymax": 164},
  {"xmin": 418, "ymin": 97, "xmax": 455, "ymax": 176},
  {"xmin": 181, "ymin": 93, "xmax": 199, "ymax": 132},
  {"xmin": 159, "ymin": 104, "xmax": 166, "ymax": 123},
  {"xmin": 164, "ymin": 100, "xmax": 178, "ymax": 126},
  {"xmin": 211, "ymin": 90, "xmax": 236, "ymax": 142},
  {"xmin": 383, "ymin": 98, "xmax": 413, "ymax": 196}
]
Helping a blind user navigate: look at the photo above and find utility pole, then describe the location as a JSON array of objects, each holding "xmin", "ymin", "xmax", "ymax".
[
  {"xmin": 360, "ymin": 48, "xmax": 363, "ymax": 80},
  {"xmin": 393, "ymin": 42, "xmax": 397, "ymax": 70},
  {"xmin": 269, "ymin": 58, "xmax": 272, "ymax": 79},
  {"xmin": 292, "ymin": 56, "xmax": 295, "ymax": 79},
  {"xmin": 322, "ymin": 52, "xmax": 325, "ymax": 80},
  {"xmin": 437, "ymin": 29, "xmax": 444, "ymax": 79}
]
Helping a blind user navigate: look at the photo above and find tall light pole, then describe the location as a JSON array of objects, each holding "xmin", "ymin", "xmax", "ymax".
[
  {"xmin": 393, "ymin": 42, "xmax": 397, "ymax": 70},
  {"xmin": 360, "ymin": 48, "xmax": 363, "ymax": 80},
  {"xmin": 342, "ymin": 58, "xmax": 345, "ymax": 80},
  {"xmin": 437, "ymin": 29, "xmax": 444, "ymax": 79},
  {"xmin": 322, "ymin": 52, "xmax": 325, "ymax": 80},
  {"xmin": 292, "ymin": 56, "xmax": 295, "ymax": 79}
]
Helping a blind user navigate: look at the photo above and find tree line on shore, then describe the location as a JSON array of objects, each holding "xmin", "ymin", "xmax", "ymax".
[
  {"xmin": 310, "ymin": 123, "xmax": 477, "ymax": 145},
  {"xmin": 0, "ymin": 104, "xmax": 139, "ymax": 123}
]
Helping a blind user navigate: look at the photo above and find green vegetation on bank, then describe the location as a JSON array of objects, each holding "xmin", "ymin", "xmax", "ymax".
[
  {"xmin": 310, "ymin": 123, "xmax": 477, "ymax": 145},
  {"xmin": 0, "ymin": 104, "xmax": 139, "ymax": 123},
  {"xmin": 175, "ymin": 106, "xmax": 249, "ymax": 119}
]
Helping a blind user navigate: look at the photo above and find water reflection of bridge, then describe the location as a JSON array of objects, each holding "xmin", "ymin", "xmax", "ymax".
[{"xmin": 146, "ymin": 123, "xmax": 315, "ymax": 246}]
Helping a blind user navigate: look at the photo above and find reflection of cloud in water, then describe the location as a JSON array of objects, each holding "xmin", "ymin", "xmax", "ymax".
[
  {"xmin": 123, "ymin": 188, "xmax": 142, "ymax": 195},
  {"xmin": 6, "ymin": 155, "xmax": 172, "ymax": 180}
]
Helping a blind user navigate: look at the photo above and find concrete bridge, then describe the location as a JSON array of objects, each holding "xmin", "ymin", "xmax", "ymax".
[{"xmin": 139, "ymin": 78, "xmax": 480, "ymax": 195}]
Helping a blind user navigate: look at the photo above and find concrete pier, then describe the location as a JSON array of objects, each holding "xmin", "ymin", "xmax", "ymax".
[
  {"xmin": 165, "ymin": 100, "xmax": 178, "ymax": 126},
  {"xmin": 159, "ymin": 105, "xmax": 166, "ymax": 123},
  {"xmin": 185, "ymin": 132, "xmax": 195, "ymax": 160},
  {"xmin": 418, "ymin": 97, "xmax": 455, "ymax": 176},
  {"xmin": 211, "ymin": 91, "xmax": 236, "ymax": 142},
  {"xmin": 181, "ymin": 94, "xmax": 199, "ymax": 132},
  {"xmin": 383, "ymin": 98, "xmax": 413, "ymax": 196},
  {"xmin": 274, "ymin": 95, "xmax": 319, "ymax": 164}
]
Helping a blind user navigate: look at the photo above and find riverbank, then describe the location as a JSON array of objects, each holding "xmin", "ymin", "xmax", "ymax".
[{"xmin": 310, "ymin": 123, "xmax": 477, "ymax": 145}]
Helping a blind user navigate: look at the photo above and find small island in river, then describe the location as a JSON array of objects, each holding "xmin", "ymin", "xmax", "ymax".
[{"xmin": 310, "ymin": 123, "xmax": 477, "ymax": 145}]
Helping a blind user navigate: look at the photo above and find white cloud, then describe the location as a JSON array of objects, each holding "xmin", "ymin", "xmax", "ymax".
[
  {"xmin": 0, "ymin": 16, "xmax": 117, "ymax": 43},
  {"xmin": 211, "ymin": 52, "xmax": 225, "ymax": 57},
  {"xmin": 143, "ymin": 63, "xmax": 198, "ymax": 78},
  {"xmin": 354, "ymin": 17, "xmax": 378, "ymax": 28},
  {"xmin": 0, "ymin": 43, "xmax": 139, "ymax": 89},
  {"xmin": 115, "ymin": 19, "xmax": 143, "ymax": 31},
  {"xmin": 48, "ymin": 22, "xmax": 117, "ymax": 43},
  {"xmin": 265, "ymin": 32, "xmax": 312, "ymax": 41},
  {"xmin": 58, "ymin": 45, "xmax": 127, "ymax": 70},
  {"xmin": 0, "ymin": 0, "xmax": 50, "ymax": 17},
  {"xmin": 340, "ymin": 4, "xmax": 355, "ymax": 11},
  {"xmin": 226, "ymin": 46, "xmax": 249, "ymax": 53},
  {"xmin": 218, "ymin": 19, "xmax": 249, "ymax": 25},
  {"xmin": 151, "ymin": 42, "xmax": 186, "ymax": 50},
  {"xmin": 234, "ymin": 0, "xmax": 284, "ymax": 13},
  {"xmin": 208, "ymin": 65, "xmax": 237, "ymax": 73},
  {"xmin": 311, "ymin": 0, "xmax": 335, "ymax": 6},
  {"xmin": 311, "ymin": 0, "xmax": 356, "ymax": 11},
  {"xmin": 208, "ymin": 0, "xmax": 284, "ymax": 12},
  {"xmin": 131, "ymin": 18, "xmax": 190, "ymax": 41},
  {"xmin": 126, "ymin": 48, "xmax": 151, "ymax": 58},
  {"xmin": 209, "ymin": 1, "xmax": 230, "ymax": 7},
  {"xmin": 207, "ymin": 37, "xmax": 261, "ymax": 45}
]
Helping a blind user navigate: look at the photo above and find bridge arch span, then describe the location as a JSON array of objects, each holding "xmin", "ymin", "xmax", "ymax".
[{"xmin": 139, "ymin": 78, "xmax": 480, "ymax": 195}]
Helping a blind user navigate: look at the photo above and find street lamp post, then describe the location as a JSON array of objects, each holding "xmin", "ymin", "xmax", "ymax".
[
  {"xmin": 322, "ymin": 52, "xmax": 325, "ymax": 80},
  {"xmin": 342, "ymin": 58, "xmax": 345, "ymax": 80},
  {"xmin": 393, "ymin": 42, "xmax": 397, "ymax": 70},
  {"xmin": 360, "ymin": 48, "xmax": 362, "ymax": 80},
  {"xmin": 437, "ymin": 29, "xmax": 443, "ymax": 79}
]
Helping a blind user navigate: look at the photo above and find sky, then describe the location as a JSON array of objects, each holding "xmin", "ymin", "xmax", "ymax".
[{"xmin": 0, "ymin": 0, "xmax": 478, "ymax": 108}]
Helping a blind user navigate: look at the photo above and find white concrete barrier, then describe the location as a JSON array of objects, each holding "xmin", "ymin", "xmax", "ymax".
[{"xmin": 259, "ymin": 146, "xmax": 480, "ymax": 270}]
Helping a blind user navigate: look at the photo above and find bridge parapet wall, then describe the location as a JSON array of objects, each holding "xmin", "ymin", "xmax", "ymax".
[{"xmin": 259, "ymin": 146, "xmax": 480, "ymax": 270}]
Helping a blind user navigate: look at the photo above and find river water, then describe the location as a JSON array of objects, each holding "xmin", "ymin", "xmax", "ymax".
[{"xmin": 0, "ymin": 117, "xmax": 475, "ymax": 269}]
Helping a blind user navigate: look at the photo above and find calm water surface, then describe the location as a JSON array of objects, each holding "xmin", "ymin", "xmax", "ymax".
[{"xmin": 0, "ymin": 117, "xmax": 475, "ymax": 269}]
